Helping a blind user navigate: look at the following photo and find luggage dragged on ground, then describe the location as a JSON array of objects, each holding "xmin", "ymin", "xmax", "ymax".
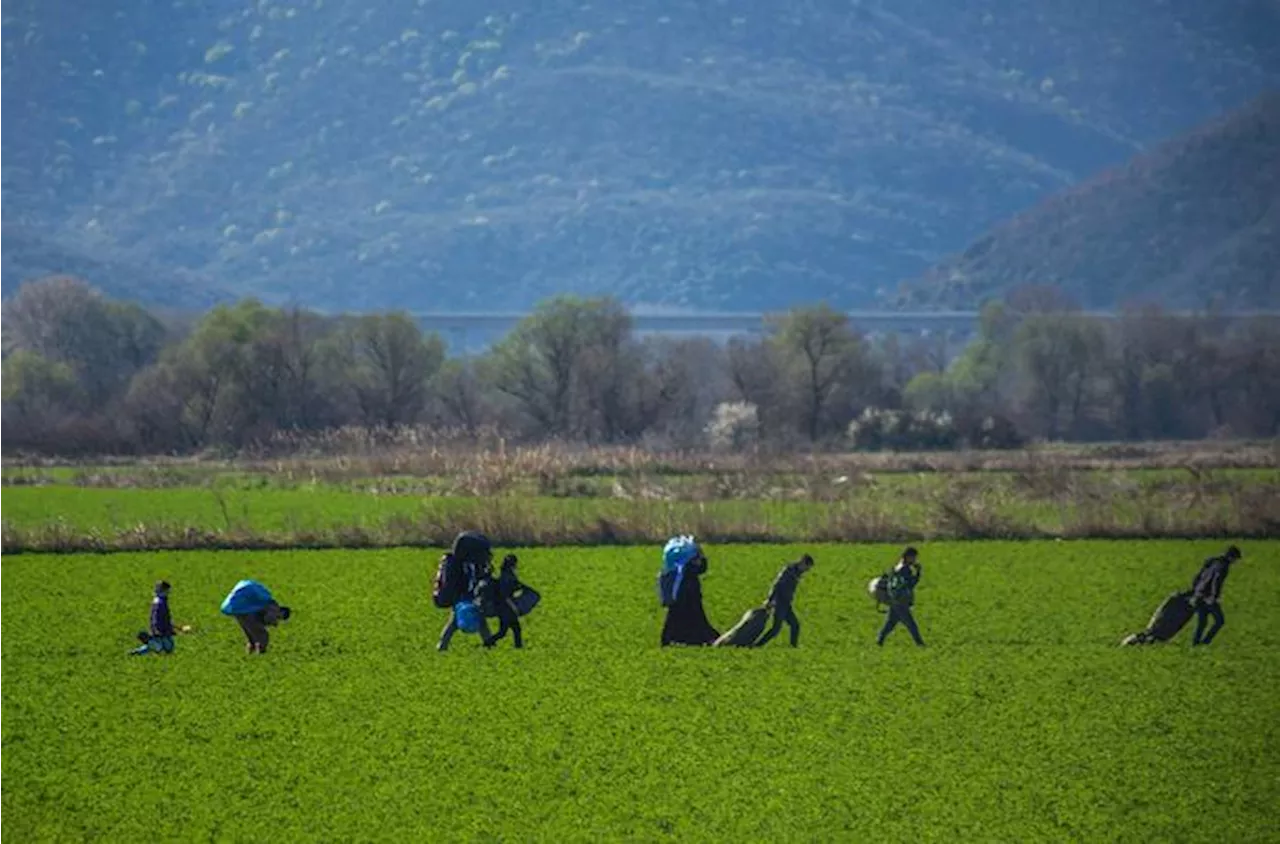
[
  {"xmin": 713, "ymin": 606, "xmax": 770, "ymax": 647},
  {"xmin": 1120, "ymin": 591, "xmax": 1195, "ymax": 646}
]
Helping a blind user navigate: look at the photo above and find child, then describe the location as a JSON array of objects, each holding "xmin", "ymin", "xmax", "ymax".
[
  {"xmin": 485, "ymin": 554, "xmax": 527, "ymax": 649},
  {"xmin": 130, "ymin": 580, "xmax": 176, "ymax": 656},
  {"xmin": 877, "ymin": 547, "xmax": 925, "ymax": 646},
  {"xmin": 755, "ymin": 554, "xmax": 815, "ymax": 647}
]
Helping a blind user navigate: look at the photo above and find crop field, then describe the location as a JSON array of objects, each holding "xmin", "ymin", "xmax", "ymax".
[{"xmin": 4, "ymin": 540, "xmax": 1278, "ymax": 841}]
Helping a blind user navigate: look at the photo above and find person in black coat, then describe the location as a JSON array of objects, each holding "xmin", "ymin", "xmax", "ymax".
[
  {"xmin": 755, "ymin": 554, "xmax": 815, "ymax": 648},
  {"xmin": 1189, "ymin": 545, "xmax": 1242, "ymax": 646},
  {"xmin": 484, "ymin": 554, "xmax": 526, "ymax": 649},
  {"xmin": 660, "ymin": 539, "xmax": 720, "ymax": 647}
]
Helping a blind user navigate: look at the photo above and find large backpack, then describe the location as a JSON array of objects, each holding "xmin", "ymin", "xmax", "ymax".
[
  {"xmin": 867, "ymin": 575, "xmax": 890, "ymax": 607},
  {"xmin": 432, "ymin": 553, "xmax": 467, "ymax": 609},
  {"xmin": 221, "ymin": 579, "xmax": 273, "ymax": 616}
]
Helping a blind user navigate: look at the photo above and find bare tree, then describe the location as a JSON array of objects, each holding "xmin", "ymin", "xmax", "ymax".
[{"xmin": 769, "ymin": 305, "xmax": 870, "ymax": 442}]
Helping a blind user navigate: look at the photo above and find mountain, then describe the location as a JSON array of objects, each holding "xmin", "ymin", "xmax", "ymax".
[
  {"xmin": 896, "ymin": 92, "xmax": 1280, "ymax": 310},
  {"xmin": 3, "ymin": 0, "xmax": 1278, "ymax": 312},
  {"xmin": 0, "ymin": 224, "xmax": 234, "ymax": 310}
]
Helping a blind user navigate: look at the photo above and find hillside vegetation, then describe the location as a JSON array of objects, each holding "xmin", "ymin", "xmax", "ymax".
[
  {"xmin": 901, "ymin": 92, "xmax": 1280, "ymax": 310},
  {"xmin": 3, "ymin": 0, "xmax": 1277, "ymax": 311}
]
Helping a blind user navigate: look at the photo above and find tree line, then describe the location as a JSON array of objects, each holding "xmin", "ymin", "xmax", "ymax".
[{"xmin": 3, "ymin": 277, "xmax": 1278, "ymax": 456}]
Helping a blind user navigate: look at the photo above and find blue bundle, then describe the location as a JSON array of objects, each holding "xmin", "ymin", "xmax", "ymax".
[
  {"xmin": 454, "ymin": 600, "xmax": 483, "ymax": 633},
  {"xmin": 220, "ymin": 579, "xmax": 274, "ymax": 616}
]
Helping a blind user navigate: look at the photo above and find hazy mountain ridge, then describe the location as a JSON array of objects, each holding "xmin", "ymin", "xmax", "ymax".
[
  {"xmin": 3, "ymin": 0, "xmax": 1277, "ymax": 311},
  {"xmin": 898, "ymin": 91, "xmax": 1280, "ymax": 310}
]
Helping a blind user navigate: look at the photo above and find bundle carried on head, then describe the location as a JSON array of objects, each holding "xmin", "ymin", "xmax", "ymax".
[
  {"xmin": 662, "ymin": 535, "xmax": 701, "ymax": 571},
  {"xmin": 657, "ymin": 535, "xmax": 701, "ymax": 607}
]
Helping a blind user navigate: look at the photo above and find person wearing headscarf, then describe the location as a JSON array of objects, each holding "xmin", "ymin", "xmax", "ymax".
[{"xmin": 660, "ymin": 535, "xmax": 720, "ymax": 647}]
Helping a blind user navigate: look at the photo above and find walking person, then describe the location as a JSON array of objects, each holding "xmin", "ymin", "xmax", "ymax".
[
  {"xmin": 484, "ymin": 554, "xmax": 528, "ymax": 649},
  {"xmin": 659, "ymin": 536, "xmax": 720, "ymax": 647},
  {"xmin": 877, "ymin": 547, "xmax": 925, "ymax": 647},
  {"xmin": 755, "ymin": 554, "xmax": 815, "ymax": 648},
  {"xmin": 131, "ymin": 580, "xmax": 177, "ymax": 656},
  {"xmin": 1190, "ymin": 545, "xmax": 1242, "ymax": 646},
  {"xmin": 435, "ymin": 531, "xmax": 494, "ymax": 651}
]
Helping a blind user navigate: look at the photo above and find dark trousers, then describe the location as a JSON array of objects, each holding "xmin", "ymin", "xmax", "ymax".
[
  {"xmin": 878, "ymin": 604, "xmax": 924, "ymax": 646},
  {"xmin": 486, "ymin": 602, "xmax": 523, "ymax": 648},
  {"xmin": 235, "ymin": 613, "xmax": 270, "ymax": 654},
  {"xmin": 756, "ymin": 606, "xmax": 800, "ymax": 647},
  {"xmin": 1192, "ymin": 602, "xmax": 1225, "ymax": 646}
]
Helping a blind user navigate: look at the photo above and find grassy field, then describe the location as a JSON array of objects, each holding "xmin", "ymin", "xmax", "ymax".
[
  {"xmin": 4, "ymin": 465, "xmax": 1277, "ymax": 551},
  {"xmin": 4, "ymin": 541, "xmax": 1278, "ymax": 841}
]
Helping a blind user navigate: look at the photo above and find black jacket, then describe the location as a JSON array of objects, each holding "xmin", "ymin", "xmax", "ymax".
[
  {"xmin": 766, "ymin": 563, "xmax": 804, "ymax": 610},
  {"xmin": 1191, "ymin": 556, "xmax": 1233, "ymax": 602}
]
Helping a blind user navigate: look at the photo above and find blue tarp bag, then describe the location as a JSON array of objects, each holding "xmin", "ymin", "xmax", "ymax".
[
  {"xmin": 221, "ymin": 579, "xmax": 274, "ymax": 616},
  {"xmin": 657, "ymin": 535, "xmax": 699, "ymax": 606},
  {"xmin": 454, "ymin": 600, "xmax": 483, "ymax": 634}
]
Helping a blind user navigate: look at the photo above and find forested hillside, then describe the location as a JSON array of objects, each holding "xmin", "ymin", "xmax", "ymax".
[
  {"xmin": 3, "ymin": 0, "xmax": 1277, "ymax": 311},
  {"xmin": 900, "ymin": 92, "xmax": 1280, "ymax": 310}
]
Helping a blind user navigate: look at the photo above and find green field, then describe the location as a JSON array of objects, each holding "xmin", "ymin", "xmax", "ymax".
[
  {"xmin": 4, "ymin": 541, "xmax": 1278, "ymax": 841},
  {"xmin": 5, "ymin": 467, "xmax": 1276, "ymax": 550}
]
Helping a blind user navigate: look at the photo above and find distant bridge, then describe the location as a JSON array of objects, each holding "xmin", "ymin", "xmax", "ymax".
[
  {"xmin": 414, "ymin": 310, "xmax": 983, "ymax": 350},
  {"xmin": 411, "ymin": 309, "xmax": 1279, "ymax": 352}
]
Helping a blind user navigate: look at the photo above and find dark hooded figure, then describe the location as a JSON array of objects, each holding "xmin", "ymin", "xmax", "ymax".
[
  {"xmin": 437, "ymin": 530, "xmax": 495, "ymax": 651},
  {"xmin": 1189, "ymin": 545, "xmax": 1242, "ymax": 646},
  {"xmin": 660, "ymin": 536, "xmax": 720, "ymax": 647}
]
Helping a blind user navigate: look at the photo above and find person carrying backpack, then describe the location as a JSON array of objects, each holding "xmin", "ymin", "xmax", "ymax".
[
  {"xmin": 877, "ymin": 547, "xmax": 925, "ymax": 647},
  {"xmin": 1189, "ymin": 545, "xmax": 1242, "ymax": 646},
  {"xmin": 435, "ymin": 531, "xmax": 494, "ymax": 652},
  {"xmin": 220, "ymin": 579, "xmax": 292, "ymax": 654},
  {"xmin": 755, "ymin": 554, "xmax": 815, "ymax": 648},
  {"xmin": 659, "ymin": 535, "xmax": 720, "ymax": 647}
]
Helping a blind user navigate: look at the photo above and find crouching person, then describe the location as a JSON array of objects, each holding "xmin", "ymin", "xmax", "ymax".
[
  {"xmin": 131, "ymin": 580, "xmax": 177, "ymax": 656},
  {"xmin": 221, "ymin": 579, "xmax": 292, "ymax": 654},
  {"xmin": 877, "ymin": 547, "xmax": 925, "ymax": 647},
  {"xmin": 755, "ymin": 554, "xmax": 814, "ymax": 648}
]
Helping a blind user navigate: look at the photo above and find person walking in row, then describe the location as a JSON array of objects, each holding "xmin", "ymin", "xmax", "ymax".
[
  {"xmin": 659, "ymin": 536, "xmax": 720, "ymax": 647},
  {"xmin": 435, "ymin": 530, "xmax": 495, "ymax": 651},
  {"xmin": 1189, "ymin": 545, "xmax": 1242, "ymax": 646},
  {"xmin": 483, "ymin": 554, "xmax": 533, "ymax": 649},
  {"xmin": 878, "ymin": 547, "xmax": 925, "ymax": 647},
  {"xmin": 755, "ymin": 554, "xmax": 815, "ymax": 648}
]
